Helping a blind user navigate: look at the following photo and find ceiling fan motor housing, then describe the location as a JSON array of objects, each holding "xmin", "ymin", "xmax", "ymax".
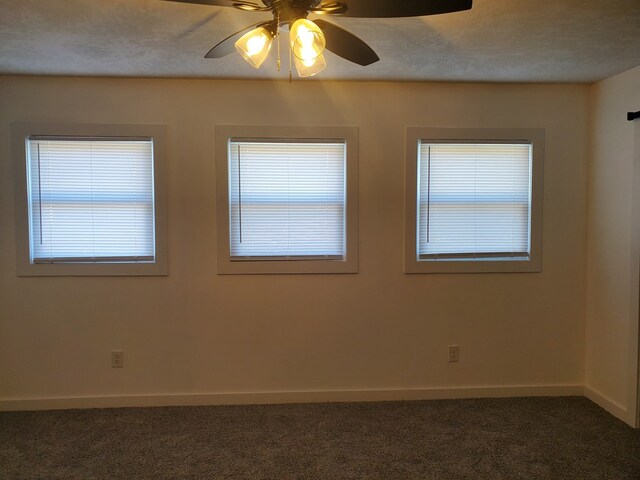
[{"xmin": 263, "ymin": 0, "xmax": 323, "ymax": 23}]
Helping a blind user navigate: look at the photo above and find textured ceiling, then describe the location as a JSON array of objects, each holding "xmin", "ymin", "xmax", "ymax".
[{"xmin": 1, "ymin": 0, "xmax": 639, "ymax": 83}]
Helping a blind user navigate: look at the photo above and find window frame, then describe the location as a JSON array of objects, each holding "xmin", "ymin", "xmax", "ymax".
[
  {"xmin": 12, "ymin": 123, "xmax": 168, "ymax": 277},
  {"xmin": 404, "ymin": 127, "xmax": 544, "ymax": 274},
  {"xmin": 215, "ymin": 125, "xmax": 358, "ymax": 275}
]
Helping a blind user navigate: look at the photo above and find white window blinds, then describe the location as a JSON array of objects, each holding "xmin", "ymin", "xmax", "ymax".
[
  {"xmin": 26, "ymin": 137, "xmax": 156, "ymax": 263},
  {"xmin": 228, "ymin": 140, "xmax": 346, "ymax": 259},
  {"xmin": 417, "ymin": 142, "xmax": 532, "ymax": 260}
]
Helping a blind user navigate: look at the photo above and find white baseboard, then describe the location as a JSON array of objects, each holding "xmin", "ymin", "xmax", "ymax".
[
  {"xmin": 0, "ymin": 384, "xmax": 584, "ymax": 412},
  {"xmin": 583, "ymin": 385, "xmax": 632, "ymax": 425}
]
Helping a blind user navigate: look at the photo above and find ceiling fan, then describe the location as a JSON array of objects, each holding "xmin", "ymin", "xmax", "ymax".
[{"xmin": 162, "ymin": 0, "xmax": 473, "ymax": 77}]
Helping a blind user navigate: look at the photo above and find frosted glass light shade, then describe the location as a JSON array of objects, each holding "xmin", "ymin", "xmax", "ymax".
[
  {"xmin": 290, "ymin": 19, "xmax": 325, "ymax": 63},
  {"xmin": 235, "ymin": 27, "xmax": 274, "ymax": 68},
  {"xmin": 294, "ymin": 53, "xmax": 327, "ymax": 77}
]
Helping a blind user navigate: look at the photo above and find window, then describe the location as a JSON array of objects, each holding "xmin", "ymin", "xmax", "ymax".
[
  {"xmin": 228, "ymin": 141, "xmax": 345, "ymax": 258},
  {"xmin": 215, "ymin": 126, "xmax": 358, "ymax": 274},
  {"xmin": 13, "ymin": 123, "xmax": 167, "ymax": 276},
  {"xmin": 404, "ymin": 127, "xmax": 544, "ymax": 273}
]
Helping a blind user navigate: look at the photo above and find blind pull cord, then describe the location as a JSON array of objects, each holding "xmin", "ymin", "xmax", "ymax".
[
  {"xmin": 36, "ymin": 142, "xmax": 43, "ymax": 245},
  {"xmin": 426, "ymin": 144, "xmax": 431, "ymax": 244},
  {"xmin": 90, "ymin": 143, "xmax": 96, "ymax": 259},
  {"xmin": 238, "ymin": 144, "xmax": 243, "ymax": 244}
]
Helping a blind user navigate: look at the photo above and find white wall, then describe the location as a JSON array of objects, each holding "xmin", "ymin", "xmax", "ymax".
[
  {"xmin": 0, "ymin": 77, "xmax": 589, "ymax": 409},
  {"xmin": 586, "ymin": 65, "xmax": 640, "ymax": 427}
]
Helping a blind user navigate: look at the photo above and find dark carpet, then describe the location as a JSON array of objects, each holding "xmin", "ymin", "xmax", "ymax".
[{"xmin": 1, "ymin": 396, "xmax": 639, "ymax": 479}]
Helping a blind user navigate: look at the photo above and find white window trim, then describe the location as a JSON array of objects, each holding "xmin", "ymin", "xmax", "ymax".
[
  {"xmin": 12, "ymin": 123, "xmax": 168, "ymax": 276},
  {"xmin": 404, "ymin": 127, "xmax": 544, "ymax": 274},
  {"xmin": 215, "ymin": 125, "xmax": 358, "ymax": 274}
]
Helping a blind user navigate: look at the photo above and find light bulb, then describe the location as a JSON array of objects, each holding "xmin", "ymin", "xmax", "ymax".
[
  {"xmin": 235, "ymin": 27, "xmax": 274, "ymax": 68},
  {"xmin": 290, "ymin": 19, "xmax": 325, "ymax": 62},
  {"xmin": 246, "ymin": 35, "xmax": 267, "ymax": 56},
  {"xmin": 294, "ymin": 53, "xmax": 327, "ymax": 77}
]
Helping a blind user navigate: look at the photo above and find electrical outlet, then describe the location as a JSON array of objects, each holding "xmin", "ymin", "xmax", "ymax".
[
  {"xmin": 111, "ymin": 350, "xmax": 124, "ymax": 368},
  {"xmin": 448, "ymin": 345, "xmax": 460, "ymax": 363}
]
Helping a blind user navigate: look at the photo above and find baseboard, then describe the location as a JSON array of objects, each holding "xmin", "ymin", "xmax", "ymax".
[
  {"xmin": 583, "ymin": 385, "xmax": 632, "ymax": 425},
  {"xmin": 0, "ymin": 384, "xmax": 584, "ymax": 412}
]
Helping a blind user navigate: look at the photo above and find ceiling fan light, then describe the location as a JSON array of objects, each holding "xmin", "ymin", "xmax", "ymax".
[
  {"xmin": 290, "ymin": 19, "xmax": 325, "ymax": 62},
  {"xmin": 234, "ymin": 27, "xmax": 274, "ymax": 68},
  {"xmin": 294, "ymin": 52, "xmax": 327, "ymax": 77}
]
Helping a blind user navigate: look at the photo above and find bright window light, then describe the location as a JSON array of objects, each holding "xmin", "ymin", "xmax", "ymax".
[
  {"xmin": 228, "ymin": 140, "xmax": 346, "ymax": 259},
  {"xmin": 26, "ymin": 137, "xmax": 156, "ymax": 264},
  {"xmin": 417, "ymin": 142, "xmax": 532, "ymax": 261}
]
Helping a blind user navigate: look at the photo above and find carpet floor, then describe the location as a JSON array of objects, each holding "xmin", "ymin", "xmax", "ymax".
[{"xmin": 1, "ymin": 396, "xmax": 639, "ymax": 479}]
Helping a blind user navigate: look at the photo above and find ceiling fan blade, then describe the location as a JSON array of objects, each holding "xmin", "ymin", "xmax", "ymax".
[
  {"xmin": 161, "ymin": 0, "xmax": 259, "ymax": 9},
  {"xmin": 326, "ymin": 0, "xmax": 472, "ymax": 18},
  {"xmin": 205, "ymin": 21, "xmax": 271, "ymax": 58},
  {"xmin": 314, "ymin": 19, "xmax": 379, "ymax": 66}
]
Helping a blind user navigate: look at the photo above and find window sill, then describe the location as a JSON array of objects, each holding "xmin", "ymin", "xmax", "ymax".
[
  {"xmin": 16, "ymin": 261, "xmax": 168, "ymax": 277},
  {"xmin": 404, "ymin": 257, "xmax": 541, "ymax": 274},
  {"xmin": 217, "ymin": 257, "xmax": 357, "ymax": 275}
]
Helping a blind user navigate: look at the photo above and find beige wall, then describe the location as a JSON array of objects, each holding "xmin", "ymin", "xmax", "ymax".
[
  {"xmin": 586, "ymin": 65, "xmax": 640, "ymax": 426},
  {"xmin": 0, "ymin": 77, "xmax": 589, "ymax": 408}
]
